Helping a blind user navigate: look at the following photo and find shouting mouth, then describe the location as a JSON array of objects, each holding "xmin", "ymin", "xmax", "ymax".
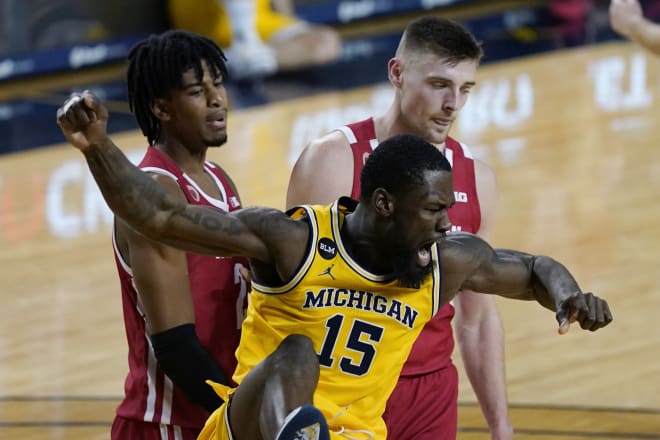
[{"xmin": 416, "ymin": 243, "xmax": 433, "ymax": 267}]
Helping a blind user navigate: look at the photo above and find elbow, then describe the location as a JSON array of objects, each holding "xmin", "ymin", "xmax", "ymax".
[{"xmin": 119, "ymin": 207, "xmax": 174, "ymax": 244}]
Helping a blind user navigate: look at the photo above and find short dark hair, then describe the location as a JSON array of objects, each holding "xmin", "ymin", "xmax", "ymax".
[
  {"xmin": 360, "ymin": 134, "xmax": 451, "ymax": 203},
  {"xmin": 126, "ymin": 30, "xmax": 228, "ymax": 145},
  {"xmin": 397, "ymin": 16, "xmax": 483, "ymax": 65}
]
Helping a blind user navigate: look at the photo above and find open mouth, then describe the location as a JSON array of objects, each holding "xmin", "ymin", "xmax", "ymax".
[
  {"xmin": 416, "ymin": 243, "xmax": 433, "ymax": 267},
  {"xmin": 206, "ymin": 111, "xmax": 226, "ymax": 128},
  {"xmin": 207, "ymin": 118, "xmax": 226, "ymax": 129}
]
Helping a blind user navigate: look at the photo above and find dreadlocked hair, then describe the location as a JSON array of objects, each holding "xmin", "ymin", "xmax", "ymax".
[{"xmin": 126, "ymin": 29, "xmax": 228, "ymax": 145}]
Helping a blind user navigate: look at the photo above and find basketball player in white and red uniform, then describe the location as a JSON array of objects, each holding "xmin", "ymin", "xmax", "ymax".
[
  {"xmin": 287, "ymin": 17, "xmax": 513, "ymax": 440},
  {"xmin": 109, "ymin": 30, "xmax": 248, "ymax": 439}
]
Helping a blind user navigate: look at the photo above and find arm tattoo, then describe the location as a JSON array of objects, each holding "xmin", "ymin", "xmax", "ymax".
[
  {"xmin": 83, "ymin": 137, "xmax": 182, "ymax": 233},
  {"xmin": 238, "ymin": 207, "xmax": 295, "ymax": 236},
  {"xmin": 179, "ymin": 208, "xmax": 244, "ymax": 236}
]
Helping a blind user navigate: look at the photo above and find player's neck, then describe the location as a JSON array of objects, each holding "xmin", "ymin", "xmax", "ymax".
[
  {"xmin": 341, "ymin": 206, "xmax": 394, "ymax": 275},
  {"xmin": 375, "ymin": 112, "xmax": 447, "ymax": 154},
  {"xmin": 374, "ymin": 110, "xmax": 403, "ymax": 142},
  {"xmin": 154, "ymin": 141, "xmax": 208, "ymax": 171}
]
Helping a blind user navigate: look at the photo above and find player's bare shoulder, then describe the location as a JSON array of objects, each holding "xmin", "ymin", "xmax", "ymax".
[
  {"xmin": 439, "ymin": 232, "xmax": 493, "ymax": 270},
  {"xmin": 304, "ymin": 130, "xmax": 353, "ymax": 163},
  {"xmin": 287, "ymin": 129, "xmax": 354, "ymax": 208},
  {"xmin": 437, "ymin": 232, "xmax": 496, "ymax": 299}
]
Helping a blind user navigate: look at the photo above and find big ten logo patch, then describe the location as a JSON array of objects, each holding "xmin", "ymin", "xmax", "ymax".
[{"xmin": 454, "ymin": 191, "xmax": 468, "ymax": 203}]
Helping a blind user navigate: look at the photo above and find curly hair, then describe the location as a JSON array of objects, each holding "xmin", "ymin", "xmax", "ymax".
[{"xmin": 126, "ymin": 30, "xmax": 228, "ymax": 145}]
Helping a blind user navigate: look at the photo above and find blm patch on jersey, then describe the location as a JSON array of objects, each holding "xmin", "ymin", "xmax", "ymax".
[{"xmin": 318, "ymin": 238, "xmax": 337, "ymax": 259}]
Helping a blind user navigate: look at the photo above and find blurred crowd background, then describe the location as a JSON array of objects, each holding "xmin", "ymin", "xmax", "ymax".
[{"xmin": 1, "ymin": 0, "xmax": 660, "ymax": 155}]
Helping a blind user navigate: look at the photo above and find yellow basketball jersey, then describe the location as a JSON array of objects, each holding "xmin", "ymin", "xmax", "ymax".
[
  {"xmin": 168, "ymin": 0, "xmax": 299, "ymax": 48},
  {"xmin": 234, "ymin": 198, "xmax": 443, "ymax": 439}
]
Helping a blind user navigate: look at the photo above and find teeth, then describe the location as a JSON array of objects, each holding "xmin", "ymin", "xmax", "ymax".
[{"xmin": 417, "ymin": 247, "xmax": 431, "ymax": 267}]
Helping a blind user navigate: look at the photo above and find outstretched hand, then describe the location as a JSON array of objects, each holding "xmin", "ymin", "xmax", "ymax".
[
  {"xmin": 555, "ymin": 292, "xmax": 612, "ymax": 335},
  {"xmin": 56, "ymin": 91, "xmax": 109, "ymax": 151}
]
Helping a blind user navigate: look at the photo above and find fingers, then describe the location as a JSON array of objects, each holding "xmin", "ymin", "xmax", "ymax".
[
  {"xmin": 557, "ymin": 307, "xmax": 578, "ymax": 335},
  {"xmin": 556, "ymin": 294, "xmax": 583, "ymax": 335},
  {"xmin": 58, "ymin": 95, "xmax": 81, "ymax": 119},
  {"xmin": 557, "ymin": 292, "xmax": 613, "ymax": 334},
  {"xmin": 578, "ymin": 292, "xmax": 596, "ymax": 330},
  {"xmin": 577, "ymin": 292, "xmax": 614, "ymax": 331},
  {"xmin": 56, "ymin": 91, "xmax": 101, "ymax": 129},
  {"xmin": 56, "ymin": 90, "xmax": 109, "ymax": 150},
  {"xmin": 558, "ymin": 319, "xmax": 571, "ymax": 335},
  {"xmin": 590, "ymin": 292, "xmax": 613, "ymax": 330},
  {"xmin": 57, "ymin": 93, "xmax": 90, "ymax": 128}
]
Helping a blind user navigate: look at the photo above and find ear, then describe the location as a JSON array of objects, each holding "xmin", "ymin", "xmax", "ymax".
[
  {"xmin": 388, "ymin": 57, "xmax": 403, "ymax": 88},
  {"xmin": 151, "ymin": 99, "xmax": 171, "ymax": 121},
  {"xmin": 372, "ymin": 188, "xmax": 395, "ymax": 217}
]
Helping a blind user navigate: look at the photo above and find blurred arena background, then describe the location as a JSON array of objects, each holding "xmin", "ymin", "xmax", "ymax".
[{"xmin": 1, "ymin": 1, "xmax": 659, "ymax": 438}]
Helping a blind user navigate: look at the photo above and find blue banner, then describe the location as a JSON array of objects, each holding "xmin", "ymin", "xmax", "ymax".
[
  {"xmin": 295, "ymin": 0, "xmax": 479, "ymax": 24},
  {"xmin": 0, "ymin": 34, "xmax": 146, "ymax": 82}
]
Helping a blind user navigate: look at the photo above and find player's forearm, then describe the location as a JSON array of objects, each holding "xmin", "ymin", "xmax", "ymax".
[
  {"xmin": 151, "ymin": 324, "xmax": 228, "ymax": 412},
  {"xmin": 530, "ymin": 255, "xmax": 581, "ymax": 312},
  {"xmin": 83, "ymin": 135, "xmax": 176, "ymax": 236},
  {"xmin": 83, "ymin": 137, "xmax": 253, "ymax": 257},
  {"xmin": 456, "ymin": 299, "xmax": 512, "ymax": 438}
]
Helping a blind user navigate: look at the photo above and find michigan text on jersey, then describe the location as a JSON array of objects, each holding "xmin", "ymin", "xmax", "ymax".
[{"xmin": 303, "ymin": 288, "xmax": 420, "ymax": 329}]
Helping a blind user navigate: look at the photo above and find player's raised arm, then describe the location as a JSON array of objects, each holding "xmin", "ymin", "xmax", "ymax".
[
  {"xmin": 56, "ymin": 91, "xmax": 307, "ymax": 270},
  {"xmin": 442, "ymin": 233, "xmax": 613, "ymax": 334}
]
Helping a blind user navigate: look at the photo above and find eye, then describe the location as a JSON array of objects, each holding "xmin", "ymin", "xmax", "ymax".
[{"xmin": 189, "ymin": 88, "xmax": 203, "ymax": 96}]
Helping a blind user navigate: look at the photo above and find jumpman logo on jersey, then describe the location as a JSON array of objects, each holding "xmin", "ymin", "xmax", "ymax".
[
  {"xmin": 294, "ymin": 423, "xmax": 322, "ymax": 440},
  {"xmin": 318, "ymin": 264, "xmax": 335, "ymax": 280}
]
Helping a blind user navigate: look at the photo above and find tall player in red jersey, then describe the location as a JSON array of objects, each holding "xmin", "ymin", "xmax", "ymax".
[
  {"xmin": 110, "ymin": 30, "xmax": 248, "ymax": 440},
  {"xmin": 287, "ymin": 17, "xmax": 513, "ymax": 439}
]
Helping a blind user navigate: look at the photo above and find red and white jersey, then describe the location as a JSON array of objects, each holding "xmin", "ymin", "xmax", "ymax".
[
  {"xmin": 339, "ymin": 117, "xmax": 481, "ymax": 375},
  {"xmin": 113, "ymin": 147, "xmax": 249, "ymax": 429}
]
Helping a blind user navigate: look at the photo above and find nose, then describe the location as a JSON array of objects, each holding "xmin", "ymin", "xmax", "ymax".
[
  {"xmin": 442, "ymin": 89, "xmax": 458, "ymax": 112},
  {"xmin": 437, "ymin": 210, "xmax": 451, "ymax": 233},
  {"xmin": 207, "ymin": 86, "xmax": 225, "ymax": 107}
]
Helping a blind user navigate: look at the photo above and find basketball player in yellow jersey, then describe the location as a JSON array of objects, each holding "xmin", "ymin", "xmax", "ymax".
[
  {"xmin": 233, "ymin": 197, "xmax": 445, "ymax": 438},
  {"xmin": 58, "ymin": 91, "xmax": 613, "ymax": 440}
]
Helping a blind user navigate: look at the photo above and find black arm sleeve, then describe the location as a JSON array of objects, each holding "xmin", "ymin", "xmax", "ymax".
[{"xmin": 150, "ymin": 323, "xmax": 229, "ymax": 413}]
